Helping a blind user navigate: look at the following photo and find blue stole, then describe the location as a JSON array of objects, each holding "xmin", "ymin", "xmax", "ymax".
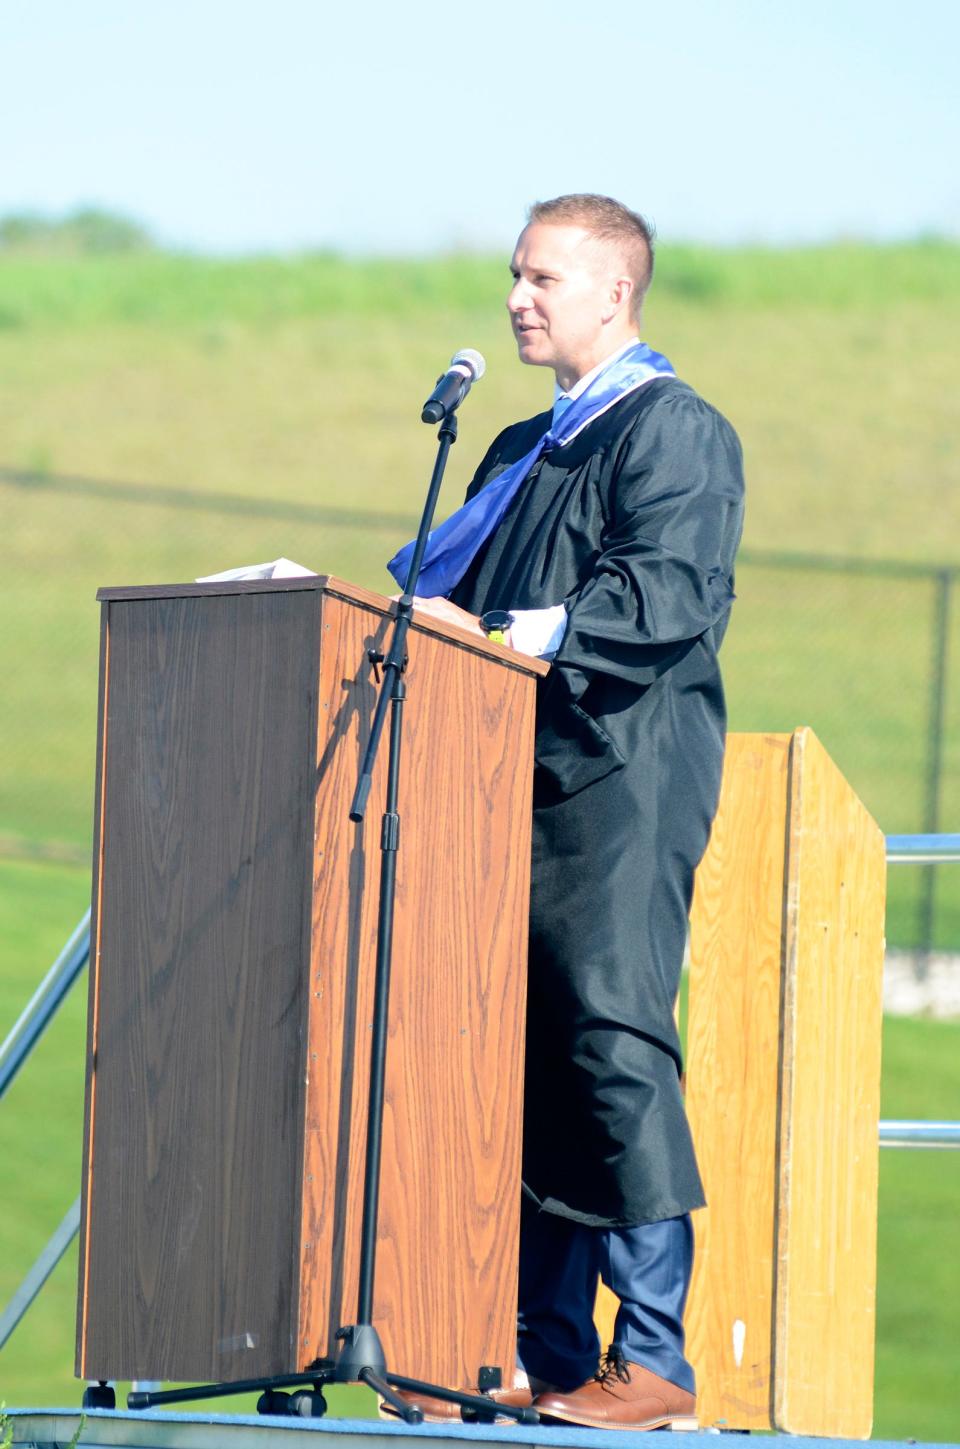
[{"xmin": 387, "ymin": 341, "xmax": 675, "ymax": 597}]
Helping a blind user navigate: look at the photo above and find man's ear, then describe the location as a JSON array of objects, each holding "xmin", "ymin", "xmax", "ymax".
[{"xmin": 602, "ymin": 276, "xmax": 634, "ymax": 324}]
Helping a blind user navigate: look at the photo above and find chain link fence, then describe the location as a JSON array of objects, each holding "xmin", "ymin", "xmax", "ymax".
[{"xmin": 2, "ymin": 468, "xmax": 957, "ymax": 952}]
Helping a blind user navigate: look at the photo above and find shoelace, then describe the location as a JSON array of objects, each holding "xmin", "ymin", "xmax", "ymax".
[{"xmin": 596, "ymin": 1346, "xmax": 632, "ymax": 1386}]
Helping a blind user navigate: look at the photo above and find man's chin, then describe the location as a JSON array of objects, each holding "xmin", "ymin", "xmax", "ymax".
[{"xmin": 515, "ymin": 337, "xmax": 551, "ymax": 367}]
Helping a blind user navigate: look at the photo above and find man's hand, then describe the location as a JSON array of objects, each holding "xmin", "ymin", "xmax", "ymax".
[
  {"xmin": 390, "ymin": 595, "xmax": 514, "ymax": 647},
  {"xmin": 407, "ymin": 596, "xmax": 490, "ymax": 640}
]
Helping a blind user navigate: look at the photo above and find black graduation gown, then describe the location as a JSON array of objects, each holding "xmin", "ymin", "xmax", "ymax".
[{"xmin": 450, "ymin": 377, "xmax": 745, "ymax": 1228}]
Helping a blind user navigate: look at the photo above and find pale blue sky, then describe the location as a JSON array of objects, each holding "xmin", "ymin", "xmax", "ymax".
[{"xmin": 3, "ymin": 0, "xmax": 957, "ymax": 254}]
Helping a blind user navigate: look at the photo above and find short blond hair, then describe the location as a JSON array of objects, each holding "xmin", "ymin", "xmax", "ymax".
[{"xmin": 527, "ymin": 193, "xmax": 655, "ymax": 321}]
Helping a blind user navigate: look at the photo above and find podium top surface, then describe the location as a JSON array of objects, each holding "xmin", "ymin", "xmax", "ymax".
[{"xmin": 95, "ymin": 575, "xmax": 550, "ymax": 677}]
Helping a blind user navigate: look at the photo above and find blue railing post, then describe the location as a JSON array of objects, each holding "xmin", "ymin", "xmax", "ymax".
[
  {"xmin": 0, "ymin": 910, "xmax": 90, "ymax": 1100},
  {"xmin": 0, "ymin": 1195, "xmax": 81, "ymax": 1350}
]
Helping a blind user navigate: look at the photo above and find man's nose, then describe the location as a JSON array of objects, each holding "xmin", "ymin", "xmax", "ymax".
[{"xmin": 507, "ymin": 279, "xmax": 530, "ymax": 313}]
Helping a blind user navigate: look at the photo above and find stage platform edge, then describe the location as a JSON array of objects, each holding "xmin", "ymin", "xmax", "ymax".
[{"xmin": 6, "ymin": 1410, "xmax": 959, "ymax": 1449}]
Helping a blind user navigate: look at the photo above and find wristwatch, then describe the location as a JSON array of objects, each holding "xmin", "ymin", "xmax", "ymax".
[{"xmin": 479, "ymin": 609, "xmax": 515, "ymax": 645}]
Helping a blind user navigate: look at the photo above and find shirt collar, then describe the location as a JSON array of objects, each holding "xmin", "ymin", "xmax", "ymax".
[{"xmin": 553, "ymin": 336, "xmax": 641, "ymax": 409}]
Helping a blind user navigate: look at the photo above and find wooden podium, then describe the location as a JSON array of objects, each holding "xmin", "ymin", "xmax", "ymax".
[{"xmin": 75, "ymin": 576, "xmax": 547, "ymax": 1389}]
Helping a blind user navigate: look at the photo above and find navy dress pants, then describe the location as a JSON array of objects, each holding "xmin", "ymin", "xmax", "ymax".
[{"xmin": 516, "ymin": 1197, "xmax": 696, "ymax": 1394}]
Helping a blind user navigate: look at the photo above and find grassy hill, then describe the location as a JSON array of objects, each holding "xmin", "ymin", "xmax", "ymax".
[
  {"xmin": 1, "ymin": 240, "xmax": 958, "ymax": 567},
  {"xmin": 2, "ymin": 240, "xmax": 958, "ymax": 944}
]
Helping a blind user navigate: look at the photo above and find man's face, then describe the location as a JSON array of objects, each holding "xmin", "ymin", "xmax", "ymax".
[{"xmin": 507, "ymin": 222, "xmax": 625, "ymax": 387}]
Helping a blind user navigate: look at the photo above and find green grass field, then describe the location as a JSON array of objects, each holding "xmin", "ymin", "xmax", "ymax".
[
  {"xmin": 1, "ymin": 242, "xmax": 958, "ymax": 944},
  {"xmin": 1, "ymin": 861, "xmax": 958, "ymax": 1437},
  {"xmin": 1, "ymin": 244, "xmax": 958, "ymax": 1434}
]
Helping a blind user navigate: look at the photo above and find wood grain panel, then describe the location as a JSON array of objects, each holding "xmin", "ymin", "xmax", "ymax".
[
  {"xmin": 774, "ymin": 728, "xmax": 885, "ymax": 1438},
  {"xmin": 75, "ymin": 609, "xmax": 111, "ymax": 1372},
  {"xmin": 381, "ymin": 609, "xmax": 532, "ymax": 1388},
  {"xmin": 296, "ymin": 597, "xmax": 386, "ymax": 1369},
  {"xmin": 297, "ymin": 594, "xmax": 532, "ymax": 1388},
  {"xmin": 684, "ymin": 733, "xmax": 792, "ymax": 1428},
  {"xmin": 79, "ymin": 590, "xmax": 320, "ymax": 1381}
]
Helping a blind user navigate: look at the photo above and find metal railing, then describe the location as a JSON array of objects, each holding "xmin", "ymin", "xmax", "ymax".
[
  {"xmin": 879, "ymin": 1121, "xmax": 960, "ymax": 1148},
  {"xmin": 881, "ymin": 836, "xmax": 959, "ymax": 1150},
  {"xmin": 886, "ymin": 833, "xmax": 960, "ymax": 864},
  {"xmin": 0, "ymin": 909, "xmax": 90, "ymax": 1100},
  {"xmin": 1, "ymin": 834, "xmax": 958, "ymax": 1350},
  {"xmin": 0, "ymin": 914, "xmax": 89, "ymax": 1348},
  {"xmin": 0, "ymin": 1196, "xmax": 80, "ymax": 1350}
]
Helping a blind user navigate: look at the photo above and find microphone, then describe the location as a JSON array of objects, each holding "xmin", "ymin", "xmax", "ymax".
[{"xmin": 421, "ymin": 348, "xmax": 486, "ymax": 424}]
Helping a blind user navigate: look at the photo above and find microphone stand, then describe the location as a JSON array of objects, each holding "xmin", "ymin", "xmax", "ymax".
[{"xmin": 124, "ymin": 397, "xmax": 536, "ymax": 1427}]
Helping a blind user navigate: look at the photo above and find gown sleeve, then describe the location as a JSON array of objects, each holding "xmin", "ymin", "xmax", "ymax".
[{"xmin": 536, "ymin": 388, "xmax": 745, "ymax": 795}]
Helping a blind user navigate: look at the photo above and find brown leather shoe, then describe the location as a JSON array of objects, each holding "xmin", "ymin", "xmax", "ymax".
[
  {"xmin": 380, "ymin": 1382, "xmax": 544, "ymax": 1423},
  {"xmin": 535, "ymin": 1348, "xmax": 697, "ymax": 1431}
]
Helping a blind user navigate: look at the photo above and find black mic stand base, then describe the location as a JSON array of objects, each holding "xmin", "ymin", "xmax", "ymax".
[{"xmin": 125, "ymin": 1354, "xmax": 539, "ymax": 1425}]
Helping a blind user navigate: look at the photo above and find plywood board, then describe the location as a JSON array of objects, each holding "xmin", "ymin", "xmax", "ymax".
[
  {"xmin": 774, "ymin": 728, "xmax": 885, "ymax": 1438},
  {"xmin": 684, "ymin": 732, "xmax": 793, "ymax": 1428},
  {"xmin": 598, "ymin": 729, "xmax": 884, "ymax": 1439}
]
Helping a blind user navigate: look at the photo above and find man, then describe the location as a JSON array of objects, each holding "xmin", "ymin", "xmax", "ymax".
[{"xmin": 392, "ymin": 194, "xmax": 744, "ymax": 1429}]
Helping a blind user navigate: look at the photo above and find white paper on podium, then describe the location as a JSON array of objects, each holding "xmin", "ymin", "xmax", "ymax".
[{"xmin": 196, "ymin": 557, "xmax": 317, "ymax": 582}]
